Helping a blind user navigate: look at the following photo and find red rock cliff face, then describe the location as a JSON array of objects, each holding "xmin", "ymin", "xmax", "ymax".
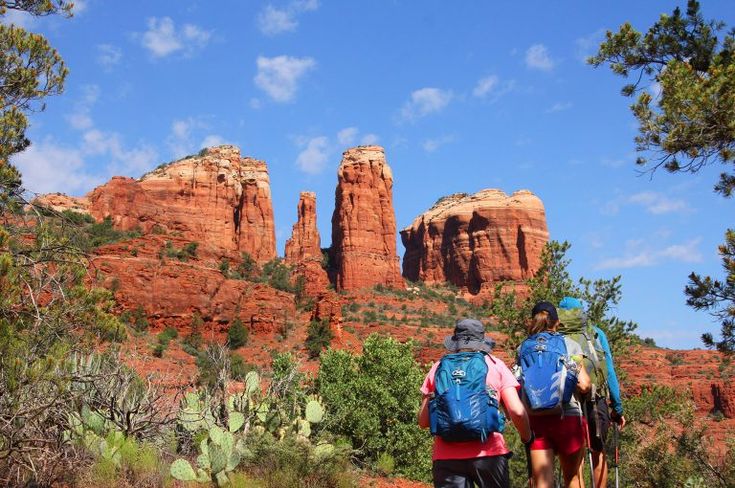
[
  {"xmin": 401, "ymin": 189, "xmax": 549, "ymax": 295},
  {"xmin": 330, "ymin": 146, "xmax": 403, "ymax": 291},
  {"xmin": 284, "ymin": 192, "xmax": 321, "ymax": 262},
  {"xmin": 284, "ymin": 192, "xmax": 329, "ymax": 296},
  {"xmin": 39, "ymin": 145, "xmax": 277, "ymax": 262}
]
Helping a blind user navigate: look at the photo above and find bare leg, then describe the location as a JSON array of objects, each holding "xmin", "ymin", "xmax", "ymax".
[
  {"xmin": 530, "ymin": 449, "xmax": 555, "ymax": 488},
  {"xmin": 591, "ymin": 450, "xmax": 608, "ymax": 488},
  {"xmin": 559, "ymin": 448, "xmax": 585, "ymax": 488}
]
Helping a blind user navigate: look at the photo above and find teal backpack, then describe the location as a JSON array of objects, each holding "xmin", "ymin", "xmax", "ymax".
[{"xmin": 429, "ymin": 352, "xmax": 505, "ymax": 442}]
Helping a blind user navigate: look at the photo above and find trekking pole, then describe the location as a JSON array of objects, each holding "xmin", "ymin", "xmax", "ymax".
[
  {"xmin": 525, "ymin": 442, "xmax": 533, "ymax": 488},
  {"xmin": 581, "ymin": 400, "xmax": 596, "ymax": 488},
  {"xmin": 613, "ymin": 421, "xmax": 620, "ymax": 488}
]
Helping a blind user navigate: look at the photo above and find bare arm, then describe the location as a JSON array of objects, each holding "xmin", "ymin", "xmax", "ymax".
[
  {"xmin": 418, "ymin": 395, "xmax": 430, "ymax": 429},
  {"xmin": 501, "ymin": 387, "xmax": 532, "ymax": 443},
  {"xmin": 576, "ymin": 361, "xmax": 591, "ymax": 395}
]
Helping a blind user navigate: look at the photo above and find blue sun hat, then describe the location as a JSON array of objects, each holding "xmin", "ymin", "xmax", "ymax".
[{"xmin": 558, "ymin": 296, "xmax": 584, "ymax": 310}]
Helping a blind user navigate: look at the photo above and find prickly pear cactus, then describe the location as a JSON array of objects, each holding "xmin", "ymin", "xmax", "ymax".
[
  {"xmin": 305, "ymin": 399, "xmax": 325, "ymax": 424},
  {"xmin": 170, "ymin": 459, "xmax": 198, "ymax": 481}
]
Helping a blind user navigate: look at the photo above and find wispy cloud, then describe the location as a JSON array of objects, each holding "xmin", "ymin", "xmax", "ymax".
[
  {"xmin": 628, "ymin": 191, "xmax": 691, "ymax": 215},
  {"xmin": 257, "ymin": 0, "xmax": 319, "ymax": 36},
  {"xmin": 400, "ymin": 87, "xmax": 453, "ymax": 121},
  {"xmin": 254, "ymin": 55, "xmax": 316, "ymax": 103},
  {"xmin": 604, "ymin": 191, "xmax": 692, "ymax": 216},
  {"xmin": 422, "ymin": 134, "xmax": 456, "ymax": 153},
  {"xmin": 525, "ymin": 43, "xmax": 555, "ymax": 71},
  {"xmin": 575, "ymin": 29, "xmax": 605, "ymax": 62},
  {"xmin": 296, "ymin": 136, "xmax": 329, "ymax": 174},
  {"xmin": 166, "ymin": 117, "xmax": 225, "ymax": 158},
  {"xmin": 66, "ymin": 84, "xmax": 100, "ymax": 130},
  {"xmin": 595, "ymin": 238, "xmax": 703, "ymax": 270},
  {"xmin": 140, "ymin": 17, "xmax": 211, "ymax": 58},
  {"xmin": 472, "ymin": 75, "xmax": 515, "ymax": 102},
  {"xmin": 96, "ymin": 44, "xmax": 122, "ymax": 71},
  {"xmin": 295, "ymin": 127, "xmax": 379, "ymax": 174},
  {"xmin": 1, "ymin": 8, "xmax": 35, "ymax": 28},
  {"xmin": 546, "ymin": 101, "xmax": 572, "ymax": 113}
]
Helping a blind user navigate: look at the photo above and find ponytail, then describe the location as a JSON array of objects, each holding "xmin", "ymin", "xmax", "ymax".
[{"xmin": 528, "ymin": 311, "xmax": 554, "ymax": 335}]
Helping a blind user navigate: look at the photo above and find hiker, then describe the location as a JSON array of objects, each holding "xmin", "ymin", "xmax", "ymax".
[
  {"xmin": 520, "ymin": 301, "xmax": 591, "ymax": 488},
  {"xmin": 557, "ymin": 296, "xmax": 626, "ymax": 488},
  {"xmin": 418, "ymin": 318, "xmax": 533, "ymax": 488}
]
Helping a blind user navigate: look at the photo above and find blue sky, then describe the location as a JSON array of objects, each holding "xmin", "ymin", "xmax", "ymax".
[{"xmin": 5, "ymin": 1, "xmax": 733, "ymax": 349}]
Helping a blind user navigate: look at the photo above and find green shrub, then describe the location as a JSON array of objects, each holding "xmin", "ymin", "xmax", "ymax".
[
  {"xmin": 219, "ymin": 258, "xmax": 230, "ymax": 275},
  {"xmin": 227, "ymin": 318, "xmax": 249, "ymax": 349},
  {"xmin": 261, "ymin": 258, "xmax": 293, "ymax": 292},
  {"xmin": 230, "ymin": 353, "xmax": 257, "ymax": 381},
  {"xmin": 153, "ymin": 327, "xmax": 179, "ymax": 357},
  {"xmin": 306, "ymin": 319, "xmax": 333, "ymax": 359},
  {"xmin": 182, "ymin": 313, "xmax": 204, "ymax": 353},
  {"xmin": 317, "ymin": 335, "xmax": 432, "ymax": 480},
  {"xmin": 131, "ymin": 305, "xmax": 149, "ymax": 332}
]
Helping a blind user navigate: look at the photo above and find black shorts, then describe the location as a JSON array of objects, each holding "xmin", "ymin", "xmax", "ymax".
[
  {"xmin": 585, "ymin": 396, "xmax": 610, "ymax": 453},
  {"xmin": 432, "ymin": 454, "xmax": 511, "ymax": 488}
]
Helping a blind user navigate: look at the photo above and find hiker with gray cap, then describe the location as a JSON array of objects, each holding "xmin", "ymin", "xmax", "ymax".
[{"xmin": 418, "ymin": 318, "xmax": 533, "ymax": 488}]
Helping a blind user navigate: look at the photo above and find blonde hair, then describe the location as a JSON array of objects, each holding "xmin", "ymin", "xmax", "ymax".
[{"xmin": 527, "ymin": 311, "xmax": 559, "ymax": 335}]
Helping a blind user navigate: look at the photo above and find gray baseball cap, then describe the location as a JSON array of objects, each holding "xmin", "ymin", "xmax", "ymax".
[{"xmin": 443, "ymin": 318, "xmax": 495, "ymax": 353}]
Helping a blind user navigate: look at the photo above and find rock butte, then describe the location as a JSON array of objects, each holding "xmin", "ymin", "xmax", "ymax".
[
  {"xmin": 36, "ymin": 145, "xmax": 277, "ymax": 263},
  {"xmin": 401, "ymin": 189, "xmax": 549, "ymax": 296},
  {"xmin": 284, "ymin": 191, "xmax": 329, "ymax": 297},
  {"xmin": 330, "ymin": 146, "xmax": 404, "ymax": 291}
]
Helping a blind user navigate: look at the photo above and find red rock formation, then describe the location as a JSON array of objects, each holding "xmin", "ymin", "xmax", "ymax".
[
  {"xmin": 330, "ymin": 146, "xmax": 403, "ymax": 291},
  {"xmin": 311, "ymin": 292, "xmax": 343, "ymax": 342},
  {"xmin": 33, "ymin": 192, "xmax": 89, "ymax": 213},
  {"xmin": 284, "ymin": 192, "xmax": 329, "ymax": 296},
  {"xmin": 285, "ymin": 192, "xmax": 321, "ymax": 262},
  {"xmin": 400, "ymin": 189, "xmax": 549, "ymax": 296},
  {"xmin": 93, "ymin": 236, "xmax": 295, "ymax": 334},
  {"xmin": 38, "ymin": 145, "xmax": 277, "ymax": 263}
]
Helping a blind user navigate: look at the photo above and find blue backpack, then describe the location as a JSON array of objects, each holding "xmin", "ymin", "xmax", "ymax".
[
  {"xmin": 518, "ymin": 332, "xmax": 578, "ymax": 413},
  {"xmin": 429, "ymin": 352, "xmax": 505, "ymax": 442}
]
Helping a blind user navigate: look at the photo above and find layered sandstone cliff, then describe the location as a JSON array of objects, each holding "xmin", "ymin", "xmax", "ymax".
[
  {"xmin": 401, "ymin": 189, "xmax": 549, "ymax": 295},
  {"xmin": 37, "ymin": 145, "xmax": 277, "ymax": 262},
  {"xmin": 284, "ymin": 192, "xmax": 329, "ymax": 296},
  {"xmin": 330, "ymin": 146, "xmax": 403, "ymax": 291}
]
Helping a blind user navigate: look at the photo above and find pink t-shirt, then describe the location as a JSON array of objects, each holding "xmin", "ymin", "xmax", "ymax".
[{"xmin": 420, "ymin": 355, "xmax": 520, "ymax": 461}]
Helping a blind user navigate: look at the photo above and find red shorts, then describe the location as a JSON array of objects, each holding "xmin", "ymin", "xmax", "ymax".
[{"xmin": 529, "ymin": 415, "xmax": 587, "ymax": 455}]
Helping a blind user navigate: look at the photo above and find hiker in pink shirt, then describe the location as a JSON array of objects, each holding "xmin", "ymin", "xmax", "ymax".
[{"xmin": 418, "ymin": 318, "xmax": 533, "ymax": 488}]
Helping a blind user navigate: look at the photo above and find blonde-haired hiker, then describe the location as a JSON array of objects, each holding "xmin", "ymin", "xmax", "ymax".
[{"xmin": 517, "ymin": 302, "xmax": 590, "ymax": 488}]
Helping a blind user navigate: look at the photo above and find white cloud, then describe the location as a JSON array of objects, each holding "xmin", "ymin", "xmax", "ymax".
[
  {"xmin": 595, "ymin": 238, "xmax": 703, "ymax": 270},
  {"xmin": 249, "ymin": 98, "xmax": 263, "ymax": 110},
  {"xmin": 1, "ymin": 9, "xmax": 35, "ymax": 28},
  {"xmin": 422, "ymin": 134, "xmax": 456, "ymax": 153},
  {"xmin": 473, "ymin": 75, "xmax": 498, "ymax": 98},
  {"xmin": 361, "ymin": 133, "xmax": 379, "ymax": 145},
  {"xmin": 201, "ymin": 134, "xmax": 227, "ymax": 148},
  {"xmin": 12, "ymin": 139, "xmax": 101, "ymax": 195},
  {"xmin": 72, "ymin": 0, "xmax": 87, "ymax": 14},
  {"xmin": 546, "ymin": 101, "xmax": 572, "ymax": 113},
  {"xmin": 140, "ymin": 17, "xmax": 211, "ymax": 58},
  {"xmin": 296, "ymin": 136, "xmax": 329, "ymax": 174},
  {"xmin": 97, "ymin": 44, "xmax": 122, "ymax": 71},
  {"xmin": 650, "ymin": 81, "xmax": 662, "ymax": 100},
  {"xmin": 254, "ymin": 55, "xmax": 316, "ymax": 102},
  {"xmin": 628, "ymin": 191, "xmax": 690, "ymax": 215},
  {"xmin": 400, "ymin": 87, "xmax": 453, "ymax": 121},
  {"xmin": 575, "ymin": 29, "xmax": 605, "ymax": 62},
  {"xmin": 167, "ymin": 117, "xmax": 204, "ymax": 158},
  {"xmin": 525, "ymin": 44, "xmax": 554, "ymax": 71},
  {"xmin": 337, "ymin": 127, "xmax": 359, "ymax": 146},
  {"xmin": 81, "ymin": 129, "xmax": 157, "ymax": 175},
  {"xmin": 257, "ymin": 0, "xmax": 319, "ymax": 36},
  {"xmin": 258, "ymin": 6, "xmax": 297, "ymax": 35},
  {"xmin": 66, "ymin": 85, "xmax": 100, "ymax": 130}
]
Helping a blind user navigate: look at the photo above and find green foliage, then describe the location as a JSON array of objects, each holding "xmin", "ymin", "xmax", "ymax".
[
  {"xmin": 590, "ymin": 0, "xmax": 735, "ymax": 195},
  {"xmin": 261, "ymin": 258, "xmax": 293, "ymax": 292},
  {"xmin": 317, "ymin": 335, "xmax": 432, "ymax": 480},
  {"xmin": 0, "ymin": 2, "xmax": 70, "ymax": 161},
  {"xmin": 160, "ymin": 239, "xmax": 198, "ymax": 261},
  {"xmin": 305, "ymin": 319, "xmax": 334, "ymax": 359},
  {"xmin": 153, "ymin": 327, "xmax": 178, "ymax": 357},
  {"xmin": 687, "ymin": 229, "xmax": 735, "ymax": 354},
  {"xmin": 491, "ymin": 241, "xmax": 638, "ymax": 358},
  {"xmin": 131, "ymin": 304, "xmax": 149, "ymax": 332},
  {"xmin": 227, "ymin": 318, "xmax": 249, "ymax": 349}
]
